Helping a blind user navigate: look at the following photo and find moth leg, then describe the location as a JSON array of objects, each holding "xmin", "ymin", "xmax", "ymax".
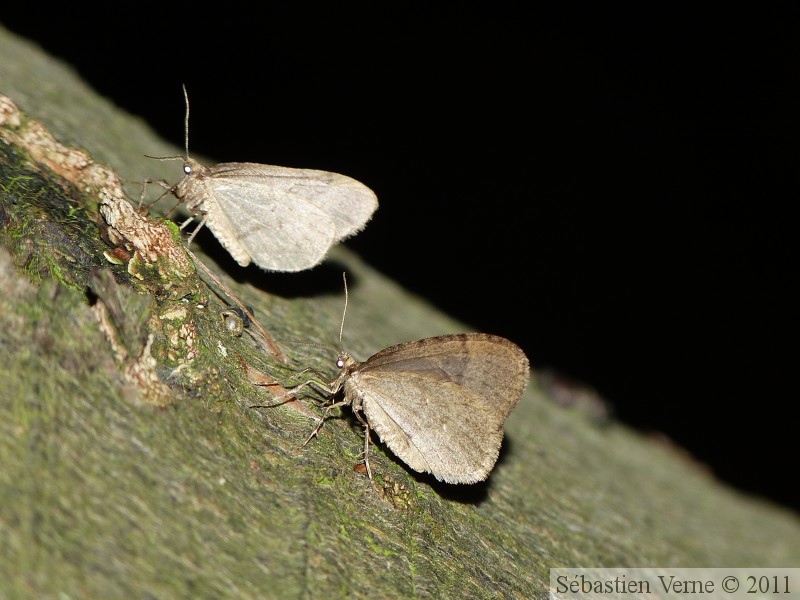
[
  {"xmin": 351, "ymin": 410, "xmax": 373, "ymax": 482},
  {"xmin": 362, "ymin": 424, "xmax": 373, "ymax": 482},
  {"xmin": 250, "ymin": 367, "xmax": 325, "ymax": 395},
  {"xmin": 284, "ymin": 367, "xmax": 330, "ymax": 387},
  {"xmin": 269, "ymin": 374, "xmax": 336, "ymax": 406},
  {"xmin": 301, "ymin": 399, "xmax": 349, "ymax": 447},
  {"xmin": 184, "ymin": 216, "xmax": 208, "ymax": 248},
  {"xmin": 138, "ymin": 178, "xmax": 151, "ymax": 209},
  {"xmin": 249, "ymin": 380, "xmax": 315, "ymax": 409},
  {"xmin": 251, "ymin": 373, "xmax": 339, "ymax": 424},
  {"xmin": 139, "ymin": 177, "xmax": 175, "ymax": 210},
  {"xmin": 179, "ymin": 215, "xmax": 195, "ymax": 231}
]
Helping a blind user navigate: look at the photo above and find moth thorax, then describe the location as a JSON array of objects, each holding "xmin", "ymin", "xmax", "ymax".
[{"xmin": 343, "ymin": 377, "xmax": 366, "ymax": 412}]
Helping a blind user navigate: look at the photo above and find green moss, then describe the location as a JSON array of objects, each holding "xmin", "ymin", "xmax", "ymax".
[
  {"xmin": 161, "ymin": 216, "xmax": 182, "ymax": 241},
  {"xmin": 0, "ymin": 140, "xmax": 103, "ymax": 288}
]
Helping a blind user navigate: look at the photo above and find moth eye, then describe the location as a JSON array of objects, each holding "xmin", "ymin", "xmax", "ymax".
[
  {"xmin": 336, "ymin": 358, "xmax": 345, "ymax": 368},
  {"xmin": 183, "ymin": 164, "xmax": 193, "ymax": 175}
]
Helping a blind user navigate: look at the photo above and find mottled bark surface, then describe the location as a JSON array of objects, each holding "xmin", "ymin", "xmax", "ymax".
[{"xmin": 1, "ymin": 26, "xmax": 798, "ymax": 599}]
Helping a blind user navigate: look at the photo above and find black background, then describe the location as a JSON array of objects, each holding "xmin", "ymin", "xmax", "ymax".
[{"xmin": 3, "ymin": 4, "xmax": 797, "ymax": 511}]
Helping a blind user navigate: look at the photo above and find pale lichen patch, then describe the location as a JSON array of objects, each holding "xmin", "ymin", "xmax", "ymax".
[
  {"xmin": 0, "ymin": 93, "xmax": 126, "ymax": 199},
  {"xmin": 100, "ymin": 192, "xmax": 194, "ymax": 291}
]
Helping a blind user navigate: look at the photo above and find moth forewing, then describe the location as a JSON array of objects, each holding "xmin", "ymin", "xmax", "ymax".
[
  {"xmin": 359, "ymin": 334, "xmax": 528, "ymax": 416},
  {"xmin": 200, "ymin": 195, "xmax": 255, "ymax": 267},
  {"xmin": 295, "ymin": 171, "xmax": 379, "ymax": 239},
  {"xmin": 212, "ymin": 176, "xmax": 337, "ymax": 271},
  {"xmin": 358, "ymin": 370, "xmax": 507, "ymax": 483}
]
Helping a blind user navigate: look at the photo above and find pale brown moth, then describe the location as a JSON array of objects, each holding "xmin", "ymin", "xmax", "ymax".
[
  {"xmin": 262, "ymin": 276, "xmax": 530, "ymax": 484},
  {"xmin": 169, "ymin": 86, "xmax": 378, "ymax": 272},
  {"xmin": 325, "ymin": 332, "xmax": 530, "ymax": 484}
]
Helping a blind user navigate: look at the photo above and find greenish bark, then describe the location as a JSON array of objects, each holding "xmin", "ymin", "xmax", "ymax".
[{"xmin": 1, "ymin": 25, "xmax": 798, "ymax": 600}]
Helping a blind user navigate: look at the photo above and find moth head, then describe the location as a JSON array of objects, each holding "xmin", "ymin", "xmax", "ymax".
[
  {"xmin": 336, "ymin": 352, "xmax": 356, "ymax": 371},
  {"xmin": 182, "ymin": 157, "xmax": 204, "ymax": 178}
]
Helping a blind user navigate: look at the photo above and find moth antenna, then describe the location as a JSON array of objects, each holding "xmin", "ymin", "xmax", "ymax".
[
  {"xmin": 144, "ymin": 86, "xmax": 191, "ymax": 164},
  {"xmin": 339, "ymin": 272, "xmax": 349, "ymax": 347},
  {"xmin": 273, "ymin": 337, "xmax": 338, "ymax": 354},
  {"xmin": 182, "ymin": 84, "xmax": 191, "ymax": 159},
  {"xmin": 143, "ymin": 154, "xmax": 183, "ymax": 161}
]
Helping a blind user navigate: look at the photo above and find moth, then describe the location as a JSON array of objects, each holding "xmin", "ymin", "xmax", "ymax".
[
  {"xmin": 313, "ymin": 332, "xmax": 530, "ymax": 484},
  {"xmin": 167, "ymin": 87, "xmax": 378, "ymax": 272}
]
